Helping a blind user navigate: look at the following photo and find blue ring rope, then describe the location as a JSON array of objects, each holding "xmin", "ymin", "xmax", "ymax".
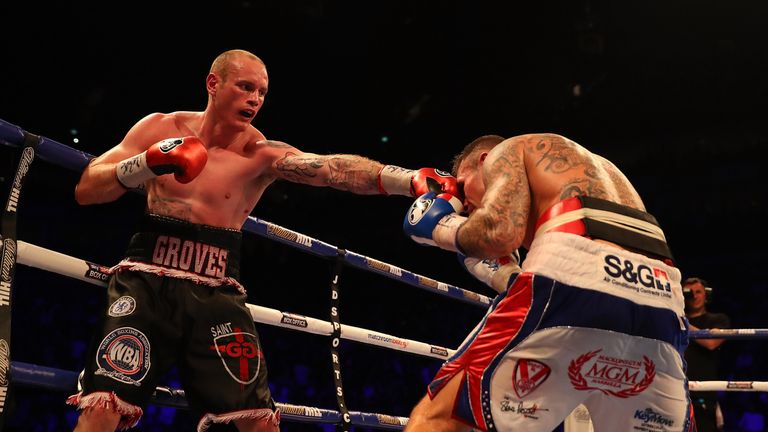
[{"xmin": 0, "ymin": 118, "xmax": 491, "ymax": 309}]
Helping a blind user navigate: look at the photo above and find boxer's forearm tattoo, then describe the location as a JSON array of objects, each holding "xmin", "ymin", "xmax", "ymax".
[
  {"xmin": 326, "ymin": 157, "xmax": 380, "ymax": 194},
  {"xmin": 276, "ymin": 153, "xmax": 381, "ymax": 193},
  {"xmin": 275, "ymin": 152, "xmax": 324, "ymax": 181}
]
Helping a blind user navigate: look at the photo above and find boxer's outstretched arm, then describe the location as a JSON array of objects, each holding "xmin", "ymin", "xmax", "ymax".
[
  {"xmin": 267, "ymin": 140, "xmax": 459, "ymax": 197},
  {"xmin": 273, "ymin": 149, "xmax": 385, "ymax": 195}
]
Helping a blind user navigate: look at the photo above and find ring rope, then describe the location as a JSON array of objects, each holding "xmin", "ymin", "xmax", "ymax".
[
  {"xmin": 688, "ymin": 381, "xmax": 768, "ymax": 392},
  {"xmin": 15, "ymin": 240, "xmax": 767, "ymax": 343},
  {"xmin": 1, "ymin": 115, "xmax": 446, "ymax": 429},
  {"xmin": 16, "ymin": 240, "xmax": 455, "ymax": 360},
  {"xmin": 244, "ymin": 217, "xmax": 491, "ymax": 307},
  {"xmin": 0, "ymin": 118, "xmax": 492, "ymax": 309},
  {"xmin": 687, "ymin": 328, "xmax": 768, "ymax": 339},
  {"xmin": 9, "ymin": 362, "xmax": 410, "ymax": 429},
  {"xmin": 0, "ymin": 118, "xmax": 479, "ymax": 430},
  {"xmin": 12, "ymin": 358, "xmax": 764, "ymax": 430},
  {"xmin": 3, "ymin": 117, "xmax": 767, "ymax": 431}
]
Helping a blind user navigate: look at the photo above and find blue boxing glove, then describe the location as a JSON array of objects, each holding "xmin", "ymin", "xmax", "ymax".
[{"xmin": 403, "ymin": 192, "xmax": 465, "ymax": 250}]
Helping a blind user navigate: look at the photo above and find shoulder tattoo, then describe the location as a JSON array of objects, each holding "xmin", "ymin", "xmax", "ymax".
[{"xmin": 529, "ymin": 135, "xmax": 583, "ymax": 174}]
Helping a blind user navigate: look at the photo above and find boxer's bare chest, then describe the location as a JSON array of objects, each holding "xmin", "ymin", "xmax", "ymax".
[{"xmin": 148, "ymin": 144, "xmax": 275, "ymax": 228}]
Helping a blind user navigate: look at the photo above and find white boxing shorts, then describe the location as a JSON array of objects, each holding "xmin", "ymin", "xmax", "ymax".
[{"xmin": 427, "ymin": 232, "xmax": 693, "ymax": 432}]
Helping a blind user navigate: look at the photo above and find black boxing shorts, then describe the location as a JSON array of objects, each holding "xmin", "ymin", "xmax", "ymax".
[{"xmin": 68, "ymin": 214, "xmax": 277, "ymax": 430}]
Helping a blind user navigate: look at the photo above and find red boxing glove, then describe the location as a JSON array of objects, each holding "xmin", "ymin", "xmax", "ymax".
[
  {"xmin": 116, "ymin": 137, "xmax": 208, "ymax": 188},
  {"xmin": 410, "ymin": 168, "xmax": 461, "ymax": 199},
  {"xmin": 146, "ymin": 137, "xmax": 208, "ymax": 183}
]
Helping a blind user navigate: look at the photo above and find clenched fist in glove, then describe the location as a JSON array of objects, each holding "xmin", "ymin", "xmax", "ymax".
[
  {"xmin": 116, "ymin": 136, "xmax": 208, "ymax": 188},
  {"xmin": 403, "ymin": 191, "xmax": 465, "ymax": 250},
  {"xmin": 378, "ymin": 166, "xmax": 462, "ymax": 199}
]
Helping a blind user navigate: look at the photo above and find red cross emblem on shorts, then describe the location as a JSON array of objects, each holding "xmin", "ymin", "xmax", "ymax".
[
  {"xmin": 210, "ymin": 328, "xmax": 262, "ymax": 386},
  {"xmin": 513, "ymin": 359, "xmax": 551, "ymax": 398}
]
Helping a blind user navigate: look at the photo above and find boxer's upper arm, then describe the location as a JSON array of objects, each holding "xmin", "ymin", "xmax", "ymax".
[
  {"xmin": 89, "ymin": 113, "xmax": 168, "ymax": 167},
  {"xmin": 76, "ymin": 113, "xmax": 170, "ymax": 204},
  {"xmin": 459, "ymin": 139, "xmax": 530, "ymax": 257}
]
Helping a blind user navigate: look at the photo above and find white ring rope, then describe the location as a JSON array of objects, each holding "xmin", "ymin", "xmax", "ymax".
[
  {"xmin": 10, "ymin": 360, "xmax": 410, "ymax": 427},
  {"xmin": 688, "ymin": 381, "xmax": 768, "ymax": 392},
  {"xmin": 16, "ymin": 240, "xmax": 766, "ymax": 342},
  {"xmin": 17, "ymin": 241, "xmax": 768, "ymax": 395},
  {"xmin": 2, "ymin": 118, "xmax": 767, "ymax": 432},
  {"xmin": 16, "ymin": 240, "xmax": 455, "ymax": 360}
]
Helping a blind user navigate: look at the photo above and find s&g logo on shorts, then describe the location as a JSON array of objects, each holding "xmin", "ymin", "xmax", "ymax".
[
  {"xmin": 95, "ymin": 327, "xmax": 151, "ymax": 386},
  {"xmin": 108, "ymin": 296, "xmax": 136, "ymax": 317},
  {"xmin": 603, "ymin": 255, "xmax": 671, "ymax": 292}
]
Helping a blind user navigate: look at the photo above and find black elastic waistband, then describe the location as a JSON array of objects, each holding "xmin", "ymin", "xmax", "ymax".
[
  {"xmin": 125, "ymin": 214, "xmax": 241, "ymax": 280},
  {"xmin": 536, "ymin": 196, "xmax": 674, "ymax": 263}
]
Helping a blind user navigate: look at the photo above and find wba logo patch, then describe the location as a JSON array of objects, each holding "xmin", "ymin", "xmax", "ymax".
[{"xmin": 95, "ymin": 327, "xmax": 151, "ymax": 385}]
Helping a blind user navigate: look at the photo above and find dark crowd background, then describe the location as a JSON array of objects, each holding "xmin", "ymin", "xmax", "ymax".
[{"xmin": 1, "ymin": 1, "xmax": 767, "ymax": 431}]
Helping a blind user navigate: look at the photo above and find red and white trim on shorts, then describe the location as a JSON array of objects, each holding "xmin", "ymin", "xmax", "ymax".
[
  {"xmin": 428, "ymin": 273, "xmax": 535, "ymax": 430},
  {"xmin": 112, "ymin": 260, "xmax": 246, "ymax": 294},
  {"xmin": 197, "ymin": 407, "xmax": 280, "ymax": 432},
  {"xmin": 66, "ymin": 391, "xmax": 143, "ymax": 430}
]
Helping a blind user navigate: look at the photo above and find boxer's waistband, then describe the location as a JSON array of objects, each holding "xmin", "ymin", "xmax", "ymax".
[
  {"xmin": 124, "ymin": 214, "xmax": 241, "ymax": 280},
  {"xmin": 523, "ymin": 231, "xmax": 684, "ymax": 315},
  {"xmin": 534, "ymin": 196, "xmax": 673, "ymax": 263}
]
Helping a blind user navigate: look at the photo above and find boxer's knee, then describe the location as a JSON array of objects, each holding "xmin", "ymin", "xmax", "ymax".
[
  {"xmin": 404, "ymin": 395, "xmax": 436, "ymax": 431},
  {"xmin": 74, "ymin": 406, "xmax": 121, "ymax": 431},
  {"xmin": 234, "ymin": 416, "xmax": 280, "ymax": 432},
  {"xmin": 406, "ymin": 400, "xmax": 471, "ymax": 432},
  {"xmin": 405, "ymin": 374, "xmax": 472, "ymax": 432}
]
